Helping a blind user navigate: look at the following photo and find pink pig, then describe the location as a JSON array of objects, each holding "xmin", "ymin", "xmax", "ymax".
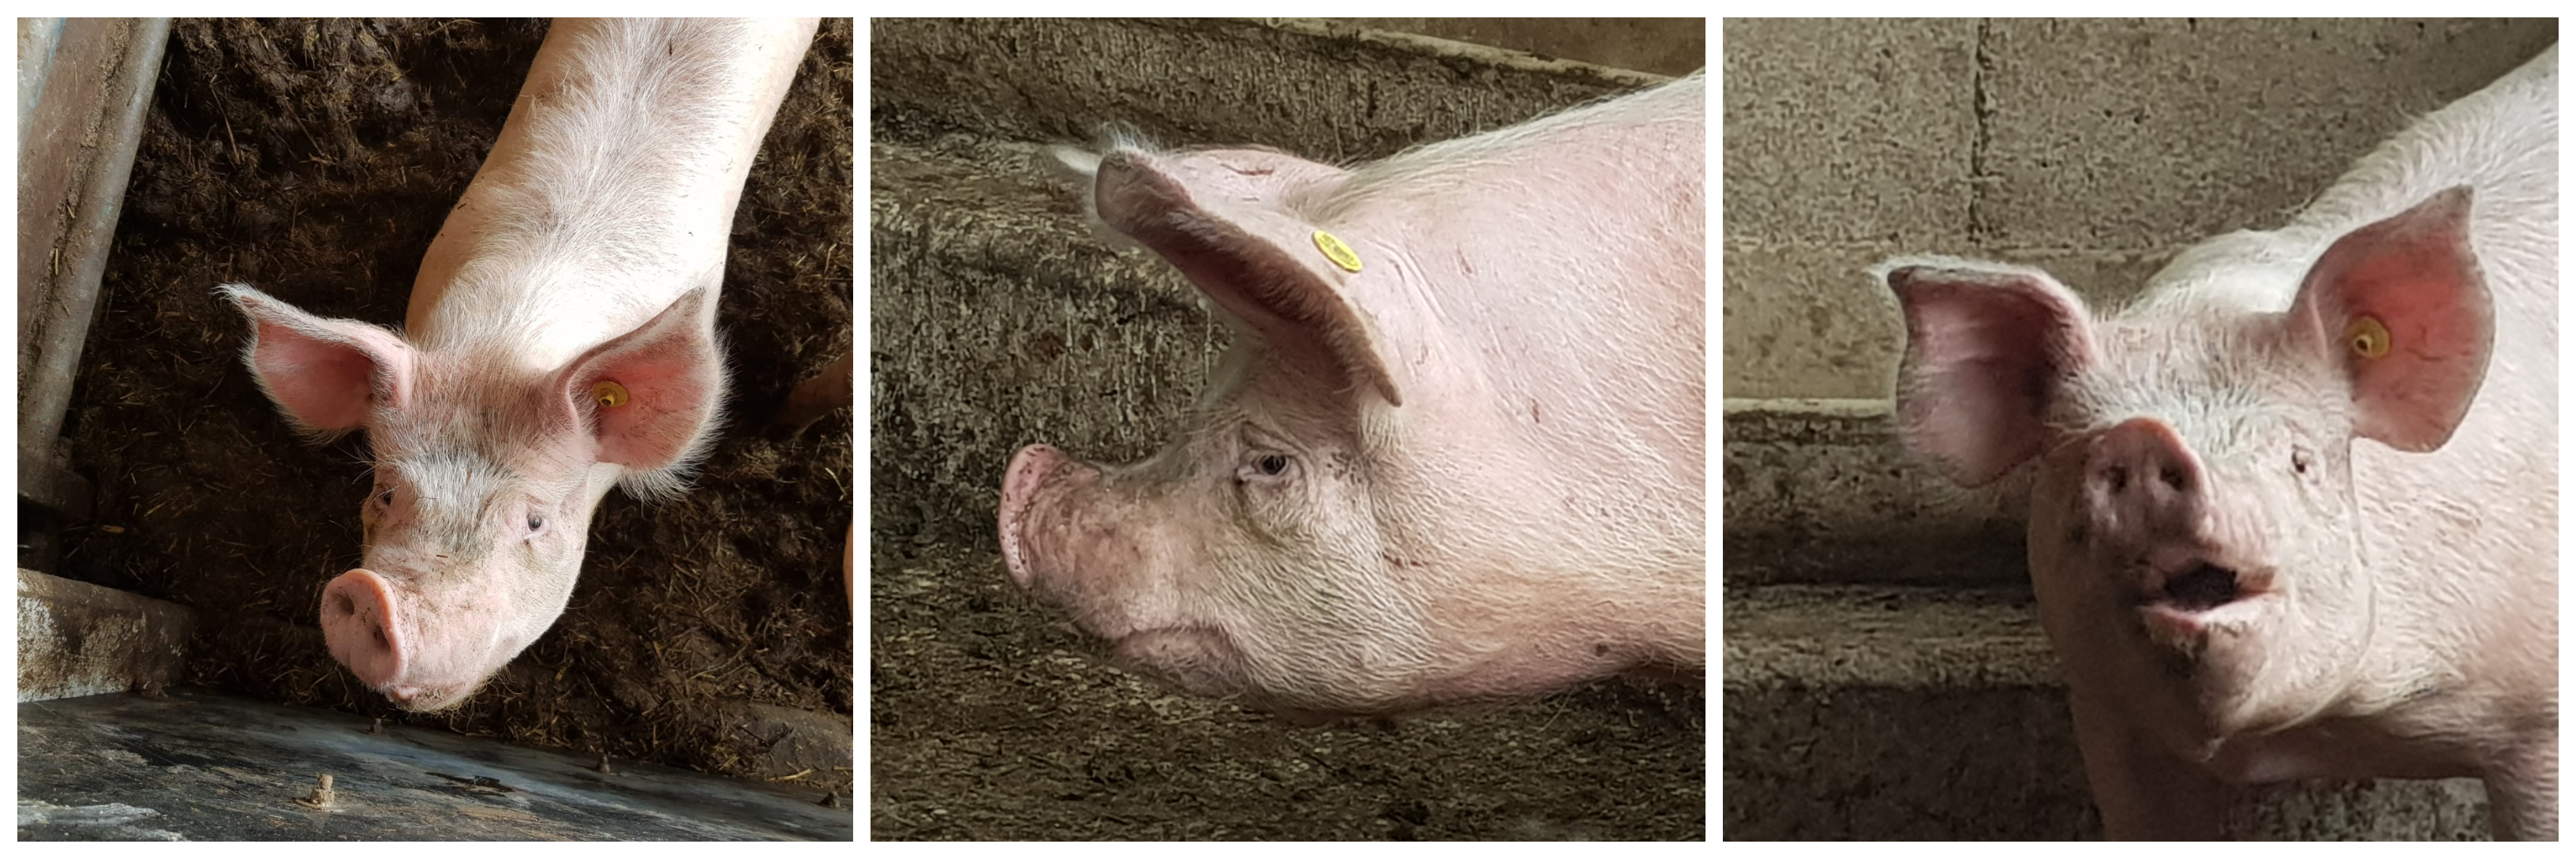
[
  {"xmin": 1885, "ymin": 48, "xmax": 2555, "ymax": 838},
  {"xmin": 999, "ymin": 73, "xmax": 1706, "ymax": 717},
  {"xmin": 221, "ymin": 19, "xmax": 817, "ymax": 711}
]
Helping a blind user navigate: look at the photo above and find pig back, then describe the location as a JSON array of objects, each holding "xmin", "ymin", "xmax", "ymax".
[
  {"xmin": 1326, "ymin": 74, "xmax": 1705, "ymax": 497},
  {"xmin": 406, "ymin": 18, "xmax": 814, "ymax": 368}
]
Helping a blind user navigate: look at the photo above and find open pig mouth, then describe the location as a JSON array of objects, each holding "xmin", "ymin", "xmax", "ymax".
[
  {"xmin": 2137, "ymin": 559, "xmax": 2275, "ymax": 643},
  {"xmin": 2158, "ymin": 561, "xmax": 2244, "ymax": 612}
]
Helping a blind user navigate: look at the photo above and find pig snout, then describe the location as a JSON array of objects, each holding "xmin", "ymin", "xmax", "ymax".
[
  {"xmin": 320, "ymin": 569, "xmax": 409, "ymax": 692},
  {"xmin": 319, "ymin": 568, "xmax": 474, "ymax": 711},
  {"xmin": 2077, "ymin": 418, "xmax": 2269, "ymax": 626},
  {"xmin": 1000, "ymin": 444, "xmax": 1082, "ymax": 590},
  {"xmin": 2083, "ymin": 418, "xmax": 2207, "ymax": 550}
]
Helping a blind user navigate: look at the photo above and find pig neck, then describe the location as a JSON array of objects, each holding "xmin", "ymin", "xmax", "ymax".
[{"xmin": 404, "ymin": 18, "xmax": 813, "ymax": 370}]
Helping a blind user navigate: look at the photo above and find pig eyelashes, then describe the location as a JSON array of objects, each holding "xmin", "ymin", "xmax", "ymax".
[{"xmin": 1236, "ymin": 452, "xmax": 1298, "ymax": 483}]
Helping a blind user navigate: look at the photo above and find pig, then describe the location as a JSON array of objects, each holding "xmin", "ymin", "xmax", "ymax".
[
  {"xmin": 1882, "ymin": 47, "xmax": 2555, "ymax": 839},
  {"xmin": 220, "ymin": 18, "xmax": 818, "ymax": 711},
  {"xmin": 998, "ymin": 73, "xmax": 1706, "ymax": 717}
]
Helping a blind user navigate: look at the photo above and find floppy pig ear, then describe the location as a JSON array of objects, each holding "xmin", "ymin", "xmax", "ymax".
[
  {"xmin": 1089, "ymin": 147, "xmax": 1408, "ymax": 407},
  {"xmin": 2288, "ymin": 186, "xmax": 2492, "ymax": 452},
  {"xmin": 1879, "ymin": 261, "xmax": 2099, "ymax": 487},
  {"xmin": 560, "ymin": 287, "xmax": 726, "ymax": 486},
  {"xmin": 219, "ymin": 283, "xmax": 415, "ymax": 437}
]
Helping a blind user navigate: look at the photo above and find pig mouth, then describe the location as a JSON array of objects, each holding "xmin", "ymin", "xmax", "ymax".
[
  {"xmin": 2137, "ymin": 560, "xmax": 2277, "ymax": 640},
  {"xmin": 2158, "ymin": 562, "xmax": 2245, "ymax": 612}
]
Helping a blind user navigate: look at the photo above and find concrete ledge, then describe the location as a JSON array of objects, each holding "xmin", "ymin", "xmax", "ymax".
[
  {"xmin": 1721, "ymin": 583, "xmax": 2493, "ymax": 839},
  {"xmin": 1721, "ymin": 398, "xmax": 2028, "ymax": 586},
  {"xmin": 873, "ymin": 17, "xmax": 1658, "ymax": 156},
  {"xmin": 1723, "ymin": 583, "xmax": 2054, "ymax": 690},
  {"xmin": 17, "ymin": 569, "xmax": 196, "ymax": 702}
]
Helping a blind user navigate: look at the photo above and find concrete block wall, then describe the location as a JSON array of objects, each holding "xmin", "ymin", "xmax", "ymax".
[
  {"xmin": 1723, "ymin": 17, "xmax": 2555, "ymax": 399},
  {"xmin": 1720, "ymin": 18, "xmax": 2555, "ymax": 839}
]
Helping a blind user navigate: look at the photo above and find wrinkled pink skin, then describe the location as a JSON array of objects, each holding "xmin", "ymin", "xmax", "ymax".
[
  {"xmin": 220, "ymin": 19, "xmax": 816, "ymax": 711},
  {"xmin": 1887, "ymin": 49, "xmax": 2555, "ymax": 839},
  {"xmin": 1001, "ymin": 74, "xmax": 1706, "ymax": 717}
]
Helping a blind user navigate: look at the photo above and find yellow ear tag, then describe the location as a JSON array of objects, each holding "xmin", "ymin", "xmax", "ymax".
[
  {"xmin": 591, "ymin": 381, "xmax": 631, "ymax": 408},
  {"xmin": 2346, "ymin": 316, "xmax": 2392, "ymax": 359},
  {"xmin": 1312, "ymin": 230, "xmax": 1363, "ymax": 273}
]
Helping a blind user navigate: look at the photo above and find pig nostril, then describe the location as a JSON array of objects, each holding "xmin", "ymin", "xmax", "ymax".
[
  {"xmin": 2161, "ymin": 467, "xmax": 2188, "ymax": 491},
  {"xmin": 2103, "ymin": 465, "xmax": 2129, "ymax": 493},
  {"xmin": 2162, "ymin": 563, "xmax": 2241, "ymax": 611}
]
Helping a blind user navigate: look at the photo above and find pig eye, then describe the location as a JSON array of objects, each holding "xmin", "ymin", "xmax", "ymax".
[
  {"xmin": 526, "ymin": 513, "xmax": 546, "ymax": 535},
  {"xmin": 1241, "ymin": 452, "xmax": 1294, "ymax": 480},
  {"xmin": 2291, "ymin": 447, "xmax": 2314, "ymax": 475},
  {"xmin": 376, "ymin": 488, "xmax": 394, "ymax": 506}
]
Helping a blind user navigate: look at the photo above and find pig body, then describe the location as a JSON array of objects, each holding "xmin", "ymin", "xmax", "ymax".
[
  {"xmin": 1885, "ymin": 48, "xmax": 2555, "ymax": 838},
  {"xmin": 999, "ymin": 74, "xmax": 1706, "ymax": 717},
  {"xmin": 223, "ymin": 18, "xmax": 817, "ymax": 711}
]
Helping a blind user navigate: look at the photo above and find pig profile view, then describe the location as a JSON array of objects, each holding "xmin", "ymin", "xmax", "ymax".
[
  {"xmin": 1000, "ymin": 73, "xmax": 1706, "ymax": 717},
  {"xmin": 1884, "ymin": 48, "xmax": 2556, "ymax": 838},
  {"xmin": 223, "ymin": 19, "xmax": 817, "ymax": 711}
]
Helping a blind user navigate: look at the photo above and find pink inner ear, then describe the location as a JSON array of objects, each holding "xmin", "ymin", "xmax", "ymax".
[
  {"xmin": 1885, "ymin": 264, "xmax": 2096, "ymax": 487},
  {"xmin": 230, "ymin": 288, "xmax": 414, "ymax": 432},
  {"xmin": 2291, "ymin": 186, "xmax": 2492, "ymax": 452},
  {"xmin": 562, "ymin": 289, "xmax": 722, "ymax": 470}
]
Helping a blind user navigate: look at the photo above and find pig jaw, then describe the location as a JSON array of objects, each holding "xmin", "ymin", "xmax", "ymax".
[{"xmin": 2029, "ymin": 409, "xmax": 2376, "ymax": 750}]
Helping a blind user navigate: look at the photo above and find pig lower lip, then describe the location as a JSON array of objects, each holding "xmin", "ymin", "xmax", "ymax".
[{"xmin": 2140, "ymin": 592, "xmax": 2271, "ymax": 643}]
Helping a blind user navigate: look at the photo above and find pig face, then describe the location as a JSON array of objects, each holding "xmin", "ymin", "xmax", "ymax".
[
  {"xmin": 1885, "ymin": 188, "xmax": 2492, "ymax": 750},
  {"xmin": 1005, "ymin": 346, "xmax": 1427, "ymax": 713},
  {"xmin": 223, "ymin": 285, "xmax": 721, "ymax": 711}
]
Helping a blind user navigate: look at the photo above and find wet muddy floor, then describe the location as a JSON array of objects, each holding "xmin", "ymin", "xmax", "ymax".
[{"xmin": 54, "ymin": 18, "xmax": 855, "ymax": 796}]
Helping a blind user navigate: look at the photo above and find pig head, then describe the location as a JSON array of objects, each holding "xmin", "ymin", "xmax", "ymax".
[
  {"xmin": 223, "ymin": 285, "xmax": 722, "ymax": 711},
  {"xmin": 1885, "ymin": 186, "xmax": 2559, "ymax": 837},
  {"xmin": 1002, "ymin": 77, "xmax": 1705, "ymax": 718}
]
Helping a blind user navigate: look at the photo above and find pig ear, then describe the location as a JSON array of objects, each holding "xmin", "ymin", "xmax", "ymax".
[
  {"xmin": 1088, "ymin": 148, "xmax": 1407, "ymax": 407},
  {"xmin": 557, "ymin": 287, "xmax": 726, "ymax": 493},
  {"xmin": 219, "ymin": 283, "xmax": 415, "ymax": 438},
  {"xmin": 1879, "ymin": 261, "xmax": 2099, "ymax": 487},
  {"xmin": 2286, "ymin": 187, "xmax": 2492, "ymax": 452}
]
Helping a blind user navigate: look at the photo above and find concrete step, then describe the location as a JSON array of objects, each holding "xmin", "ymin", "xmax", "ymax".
[
  {"xmin": 1722, "ymin": 397, "xmax": 2028, "ymax": 587},
  {"xmin": 1720, "ymin": 584, "xmax": 2494, "ymax": 839}
]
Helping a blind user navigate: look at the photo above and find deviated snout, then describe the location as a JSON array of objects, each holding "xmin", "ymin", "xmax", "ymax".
[
  {"xmin": 1000, "ymin": 444, "xmax": 1080, "ymax": 589},
  {"xmin": 319, "ymin": 568, "xmax": 479, "ymax": 711},
  {"xmin": 2078, "ymin": 418, "xmax": 2267, "ymax": 617},
  {"xmin": 320, "ymin": 568, "xmax": 409, "ymax": 693}
]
